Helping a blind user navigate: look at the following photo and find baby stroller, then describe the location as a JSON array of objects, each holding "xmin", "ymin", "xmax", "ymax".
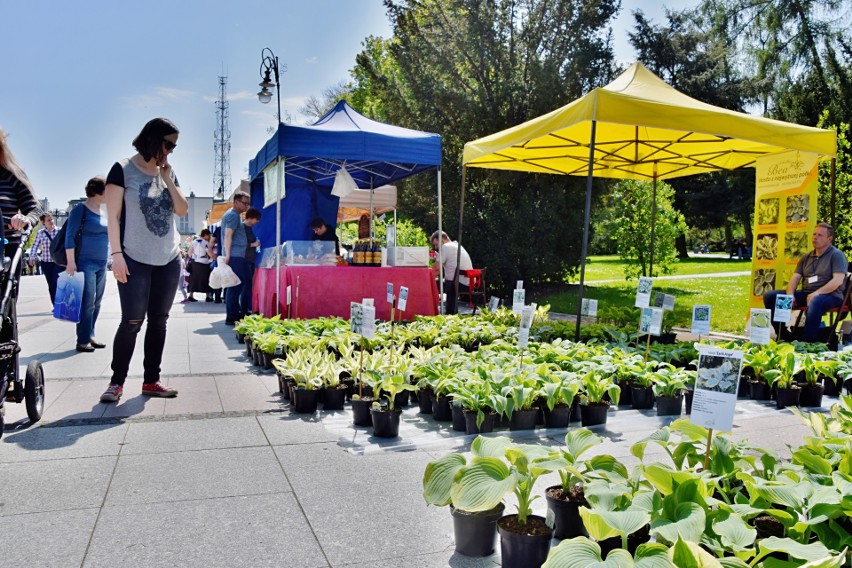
[{"xmin": 0, "ymin": 226, "xmax": 45, "ymax": 438}]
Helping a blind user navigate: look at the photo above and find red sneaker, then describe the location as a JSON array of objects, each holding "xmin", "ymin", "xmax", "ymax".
[
  {"xmin": 100, "ymin": 384, "xmax": 123, "ymax": 403},
  {"xmin": 141, "ymin": 382, "xmax": 178, "ymax": 398}
]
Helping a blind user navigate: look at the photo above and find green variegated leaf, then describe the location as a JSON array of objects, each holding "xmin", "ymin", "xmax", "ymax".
[
  {"xmin": 717, "ymin": 558, "xmax": 750, "ymax": 568},
  {"xmin": 651, "ymin": 502, "xmax": 706, "ymax": 544},
  {"xmin": 451, "ymin": 457, "xmax": 515, "ymax": 512},
  {"xmin": 792, "ymin": 448, "xmax": 833, "ymax": 476},
  {"xmin": 633, "ymin": 543, "xmax": 677, "ymax": 568},
  {"xmin": 512, "ymin": 442, "xmax": 552, "ymax": 461},
  {"xmin": 470, "ymin": 435, "xmax": 512, "ymax": 458},
  {"xmin": 543, "ymin": 536, "xmax": 634, "ymax": 568},
  {"xmin": 422, "ymin": 453, "xmax": 466, "ymax": 506},
  {"xmin": 757, "ymin": 537, "xmax": 831, "ymax": 561},
  {"xmin": 580, "ymin": 507, "xmax": 650, "ymax": 542},
  {"xmin": 795, "ymin": 554, "xmax": 848, "ymax": 568},
  {"xmin": 631, "ymin": 490, "xmax": 662, "ymax": 513},
  {"xmin": 670, "ymin": 418, "xmax": 708, "ymax": 441},
  {"xmin": 564, "ymin": 428, "xmax": 604, "ymax": 463},
  {"xmin": 584, "ymin": 480, "xmax": 632, "ymax": 511},
  {"xmin": 631, "ymin": 428, "xmax": 671, "ymax": 462},
  {"xmin": 712, "ymin": 511, "xmax": 756, "ymax": 551},
  {"xmin": 670, "ymin": 537, "xmax": 724, "ymax": 567},
  {"xmin": 746, "ymin": 480, "xmax": 811, "ymax": 509},
  {"xmin": 587, "ymin": 455, "xmax": 629, "ymax": 482}
]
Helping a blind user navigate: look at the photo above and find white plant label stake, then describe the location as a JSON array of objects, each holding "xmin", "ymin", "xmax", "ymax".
[
  {"xmin": 749, "ymin": 308, "xmax": 772, "ymax": 345},
  {"xmin": 692, "ymin": 305, "xmax": 711, "ymax": 337},
  {"xmin": 635, "ymin": 276, "xmax": 653, "ymax": 308}
]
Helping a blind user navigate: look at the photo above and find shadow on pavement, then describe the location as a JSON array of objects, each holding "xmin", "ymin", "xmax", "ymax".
[{"xmin": 2, "ymin": 403, "xmax": 123, "ymax": 450}]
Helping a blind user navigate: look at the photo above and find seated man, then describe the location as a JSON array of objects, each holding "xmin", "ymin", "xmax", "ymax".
[
  {"xmin": 431, "ymin": 230, "xmax": 472, "ymax": 315},
  {"xmin": 763, "ymin": 222, "xmax": 848, "ymax": 342}
]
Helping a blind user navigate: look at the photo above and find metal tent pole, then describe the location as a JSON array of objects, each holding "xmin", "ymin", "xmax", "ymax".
[
  {"xmin": 575, "ymin": 120, "xmax": 597, "ymax": 342},
  {"xmin": 455, "ymin": 167, "xmax": 467, "ymax": 313},
  {"xmin": 649, "ymin": 168, "xmax": 657, "ymax": 278},
  {"xmin": 436, "ymin": 167, "xmax": 444, "ymax": 314}
]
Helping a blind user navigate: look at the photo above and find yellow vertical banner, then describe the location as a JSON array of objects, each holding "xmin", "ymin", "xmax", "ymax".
[{"xmin": 749, "ymin": 151, "xmax": 819, "ymax": 309}]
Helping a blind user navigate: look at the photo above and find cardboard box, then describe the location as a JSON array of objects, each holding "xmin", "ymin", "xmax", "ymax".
[{"xmin": 386, "ymin": 246, "xmax": 430, "ymax": 267}]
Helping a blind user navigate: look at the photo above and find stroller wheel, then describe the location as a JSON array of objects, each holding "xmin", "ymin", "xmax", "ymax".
[{"xmin": 25, "ymin": 360, "xmax": 45, "ymax": 422}]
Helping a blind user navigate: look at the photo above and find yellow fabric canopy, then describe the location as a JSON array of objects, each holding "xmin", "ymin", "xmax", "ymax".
[{"xmin": 463, "ymin": 62, "xmax": 836, "ymax": 180}]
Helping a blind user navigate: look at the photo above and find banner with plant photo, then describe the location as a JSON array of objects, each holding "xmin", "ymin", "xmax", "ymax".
[{"xmin": 749, "ymin": 151, "xmax": 819, "ymax": 310}]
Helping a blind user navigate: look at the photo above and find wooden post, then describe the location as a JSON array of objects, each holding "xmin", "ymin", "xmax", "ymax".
[
  {"xmin": 644, "ymin": 332, "xmax": 652, "ymax": 362},
  {"xmin": 703, "ymin": 428, "xmax": 714, "ymax": 471},
  {"xmin": 358, "ymin": 337, "xmax": 365, "ymax": 398}
]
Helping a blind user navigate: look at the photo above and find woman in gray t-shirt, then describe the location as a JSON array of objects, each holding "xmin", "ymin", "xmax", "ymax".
[{"xmin": 99, "ymin": 118, "xmax": 189, "ymax": 404}]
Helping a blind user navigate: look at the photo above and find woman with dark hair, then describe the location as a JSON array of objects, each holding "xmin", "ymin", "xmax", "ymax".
[
  {"xmin": 100, "ymin": 118, "xmax": 188, "ymax": 403},
  {"xmin": 65, "ymin": 176, "xmax": 109, "ymax": 352}
]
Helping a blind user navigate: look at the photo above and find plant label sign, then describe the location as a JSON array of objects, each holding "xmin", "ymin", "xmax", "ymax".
[
  {"xmin": 386, "ymin": 282, "xmax": 394, "ymax": 305},
  {"xmin": 350, "ymin": 302, "xmax": 363, "ymax": 334},
  {"xmin": 512, "ymin": 289, "xmax": 525, "ymax": 314},
  {"xmin": 692, "ymin": 305, "xmax": 711, "ymax": 336},
  {"xmin": 749, "ymin": 308, "xmax": 772, "ymax": 345},
  {"xmin": 286, "ymin": 285, "xmax": 292, "ymax": 306},
  {"xmin": 581, "ymin": 298, "xmax": 598, "ymax": 317},
  {"xmin": 361, "ymin": 304, "xmax": 376, "ymax": 339},
  {"xmin": 362, "ymin": 298, "xmax": 374, "ymax": 307},
  {"xmin": 692, "ymin": 346, "xmax": 744, "ymax": 432},
  {"xmin": 639, "ymin": 307, "xmax": 663, "ymax": 336},
  {"xmin": 398, "ymin": 286, "xmax": 409, "ymax": 311},
  {"xmin": 653, "ymin": 292, "xmax": 675, "ymax": 311},
  {"xmin": 488, "ymin": 296, "xmax": 500, "ymax": 311},
  {"xmin": 518, "ymin": 305, "xmax": 534, "ymax": 348},
  {"xmin": 773, "ymin": 294, "xmax": 793, "ymax": 323},
  {"xmin": 635, "ymin": 277, "xmax": 653, "ymax": 308}
]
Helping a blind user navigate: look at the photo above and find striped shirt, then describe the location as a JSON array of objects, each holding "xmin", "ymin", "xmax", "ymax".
[
  {"xmin": 0, "ymin": 165, "xmax": 41, "ymax": 244},
  {"xmin": 29, "ymin": 226, "xmax": 58, "ymax": 262}
]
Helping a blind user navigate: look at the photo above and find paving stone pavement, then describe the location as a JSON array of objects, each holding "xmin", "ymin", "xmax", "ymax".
[{"xmin": 0, "ymin": 273, "xmax": 831, "ymax": 567}]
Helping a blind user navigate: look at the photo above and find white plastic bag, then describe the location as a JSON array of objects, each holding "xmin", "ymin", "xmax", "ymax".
[{"xmin": 209, "ymin": 263, "xmax": 241, "ymax": 289}]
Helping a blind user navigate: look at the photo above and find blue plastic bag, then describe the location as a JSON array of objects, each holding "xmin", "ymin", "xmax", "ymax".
[{"xmin": 53, "ymin": 272, "xmax": 84, "ymax": 323}]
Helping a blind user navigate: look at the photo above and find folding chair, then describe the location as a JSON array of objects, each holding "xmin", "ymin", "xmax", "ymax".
[{"xmin": 458, "ymin": 268, "xmax": 487, "ymax": 315}]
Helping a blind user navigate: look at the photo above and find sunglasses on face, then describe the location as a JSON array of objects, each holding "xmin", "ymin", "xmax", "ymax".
[{"xmin": 163, "ymin": 139, "xmax": 177, "ymax": 151}]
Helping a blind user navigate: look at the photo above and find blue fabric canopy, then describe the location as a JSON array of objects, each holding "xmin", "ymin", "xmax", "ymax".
[{"xmin": 248, "ymin": 100, "xmax": 442, "ymax": 250}]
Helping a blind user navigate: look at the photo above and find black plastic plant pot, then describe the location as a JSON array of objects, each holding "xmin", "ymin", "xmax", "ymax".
[
  {"xmin": 451, "ymin": 503, "xmax": 505, "ymax": 557},
  {"xmin": 775, "ymin": 387, "xmax": 800, "ymax": 410},
  {"xmin": 597, "ymin": 525, "xmax": 651, "ymax": 558},
  {"xmin": 417, "ymin": 388, "xmax": 433, "ymax": 414},
  {"xmin": 631, "ymin": 386, "xmax": 655, "ymax": 410},
  {"xmin": 236, "ymin": 330, "xmax": 245, "ymax": 344},
  {"xmin": 509, "ymin": 409, "xmax": 538, "ymax": 431},
  {"xmin": 738, "ymin": 376, "xmax": 751, "ymax": 398},
  {"xmin": 451, "ymin": 404, "xmax": 467, "ymax": 431},
  {"xmin": 656, "ymin": 395, "xmax": 682, "ymax": 416},
  {"xmin": 263, "ymin": 352, "xmax": 274, "ymax": 370},
  {"xmin": 351, "ymin": 398, "xmax": 374, "ymax": 426},
  {"xmin": 579, "ymin": 403, "xmax": 609, "ymax": 427},
  {"xmin": 798, "ymin": 383, "xmax": 824, "ymax": 407},
  {"xmin": 568, "ymin": 397, "xmax": 581, "ymax": 422},
  {"xmin": 750, "ymin": 381, "xmax": 772, "ymax": 401},
  {"xmin": 497, "ymin": 514, "xmax": 553, "ymax": 568},
  {"xmin": 463, "ymin": 410, "xmax": 496, "ymax": 434},
  {"xmin": 394, "ymin": 390, "xmax": 409, "ymax": 409},
  {"xmin": 292, "ymin": 389, "xmax": 320, "ymax": 414},
  {"xmin": 822, "ymin": 376, "xmax": 842, "ymax": 397},
  {"xmin": 545, "ymin": 486, "xmax": 588, "ymax": 540},
  {"xmin": 371, "ymin": 408, "xmax": 402, "ymax": 438},
  {"xmin": 322, "ymin": 385, "xmax": 347, "ymax": 411},
  {"xmin": 617, "ymin": 382, "xmax": 633, "ymax": 407},
  {"xmin": 684, "ymin": 389, "xmax": 694, "ymax": 414},
  {"xmin": 542, "ymin": 405, "xmax": 571, "ymax": 429},
  {"xmin": 432, "ymin": 394, "xmax": 453, "ymax": 422}
]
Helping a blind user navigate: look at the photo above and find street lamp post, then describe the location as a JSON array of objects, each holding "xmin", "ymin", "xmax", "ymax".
[{"xmin": 258, "ymin": 48, "xmax": 284, "ymax": 315}]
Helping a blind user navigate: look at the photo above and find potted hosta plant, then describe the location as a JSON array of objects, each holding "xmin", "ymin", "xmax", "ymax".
[
  {"xmin": 577, "ymin": 365, "xmax": 620, "ymax": 427},
  {"xmin": 369, "ymin": 371, "xmax": 416, "ymax": 438},
  {"xmin": 451, "ymin": 376, "xmax": 506, "ymax": 434},
  {"xmin": 765, "ymin": 351, "xmax": 801, "ymax": 410},
  {"xmin": 450, "ymin": 437, "xmax": 556, "ymax": 568},
  {"xmin": 503, "ymin": 381, "xmax": 539, "ymax": 431},
  {"xmin": 537, "ymin": 371, "xmax": 580, "ymax": 428},
  {"xmin": 421, "ymin": 437, "xmax": 512, "ymax": 557},
  {"xmin": 798, "ymin": 354, "xmax": 837, "ymax": 407},
  {"xmin": 542, "ymin": 429, "xmax": 603, "ymax": 540},
  {"xmin": 630, "ymin": 361, "xmax": 657, "ymax": 410},
  {"xmin": 650, "ymin": 364, "xmax": 688, "ymax": 416}
]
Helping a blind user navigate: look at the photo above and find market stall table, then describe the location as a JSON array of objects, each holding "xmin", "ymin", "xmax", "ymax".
[{"xmin": 252, "ymin": 265, "xmax": 439, "ymax": 320}]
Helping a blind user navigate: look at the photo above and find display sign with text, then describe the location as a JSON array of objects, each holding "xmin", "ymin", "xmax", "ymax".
[{"xmin": 692, "ymin": 346, "xmax": 743, "ymax": 432}]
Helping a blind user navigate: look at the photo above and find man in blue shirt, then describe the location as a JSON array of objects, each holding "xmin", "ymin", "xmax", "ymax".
[{"xmin": 220, "ymin": 191, "xmax": 250, "ymax": 325}]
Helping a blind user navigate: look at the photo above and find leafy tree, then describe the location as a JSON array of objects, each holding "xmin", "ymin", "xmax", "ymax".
[
  {"xmin": 337, "ymin": 216, "xmax": 429, "ymax": 249},
  {"xmin": 350, "ymin": 0, "xmax": 620, "ymax": 293},
  {"xmin": 601, "ymin": 180, "xmax": 687, "ymax": 279},
  {"xmin": 818, "ymin": 116, "xmax": 852, "ymax": 251}
]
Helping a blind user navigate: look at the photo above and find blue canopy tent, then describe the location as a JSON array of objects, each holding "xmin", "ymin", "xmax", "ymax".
[{"xmin": 248, "ymin": 100, "xmax": 442, "ymax": 253}]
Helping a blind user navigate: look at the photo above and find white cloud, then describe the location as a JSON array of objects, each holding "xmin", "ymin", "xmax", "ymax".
[
  {"xmin": 305, "ymin": 56, "xmax": 318, "ymax": 64},
  {"xmin": 123, "ymin": 86, "xmax": 198, "ymax": 108}
]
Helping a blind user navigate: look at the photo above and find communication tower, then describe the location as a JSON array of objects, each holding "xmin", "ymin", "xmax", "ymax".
[{"xmin": 214, "ymin": 75, "xmax": 231, "ymax": 200}]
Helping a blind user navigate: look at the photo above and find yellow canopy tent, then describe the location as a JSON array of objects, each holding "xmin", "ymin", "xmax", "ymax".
[{"xmin": 461, "ymin": 62, "xmax": 836, "ymax": 336}]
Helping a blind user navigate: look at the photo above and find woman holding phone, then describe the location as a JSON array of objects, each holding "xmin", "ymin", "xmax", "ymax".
[{"xmin": 100, "ymin": 118, "xmax": 188, "ymax": 403}]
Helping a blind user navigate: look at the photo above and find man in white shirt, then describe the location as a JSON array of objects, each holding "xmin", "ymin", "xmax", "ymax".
[{"xmin": 431, "ymin": 230, "xmax": 473, "ymax": 315}]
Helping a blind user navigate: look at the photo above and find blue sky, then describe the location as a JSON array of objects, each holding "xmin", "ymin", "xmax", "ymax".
[{"xmin": 1, "ymin": 0, "xmax": 696, "ymax": 211}]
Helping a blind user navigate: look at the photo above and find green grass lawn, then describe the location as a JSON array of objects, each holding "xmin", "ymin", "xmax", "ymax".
[
  {"xmin": 542, "ymin": 256, "xmax": 752, "ymax": 334},
  {"xmin": 567, "ymin": 254, "xmax": 751, "ymax": 282}
]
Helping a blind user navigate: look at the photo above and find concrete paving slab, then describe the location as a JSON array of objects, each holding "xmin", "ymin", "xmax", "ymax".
[
  {"xmin": 106, "ymin": 446, "xmax": 291, "ymax": 506},
  {"xmin": 121, "ymin": 416, "xmax": 268, "ymax": 454},
  {"xmin": 0, "ymin": 507, "xmax": 99, "ymax": 567},
  {"xmin": 0, "ymin": 455, "xmax": 115, "ymax": 516},
  {"xmin": 215, "ymin": 374, "xmax": 282, "ymax": 412},
  {"xmin": 85, "ymin": 493, "xmax": 328, "ymax": 568},
  {"xmin": 298, "ymin": 479, "xmax": 451, "ymax": 567},
  {"xmin": 36, "ymin": 379, "xmax": 110, "ymax": 423},
  {"xmin": 101, "ymin": 379, "xmax": 167, "ymax": 420},
  {"xmin": 338, "ymin": 551, "xmax": 501, "ymax": 568},
  {"xmin": 161, "ymin": 375, "xmax": 224, "ymax": 415},
  {"xmin": 0, "ymin": 422, "xmax": 128, "ymax": 463},
  {"xmin": 258, "ymin": 413, "xmax": 342, "ymax": 445},
  {"xmin": 0, "ymin": 377, "xmax": 72, "ymax": 427}
]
